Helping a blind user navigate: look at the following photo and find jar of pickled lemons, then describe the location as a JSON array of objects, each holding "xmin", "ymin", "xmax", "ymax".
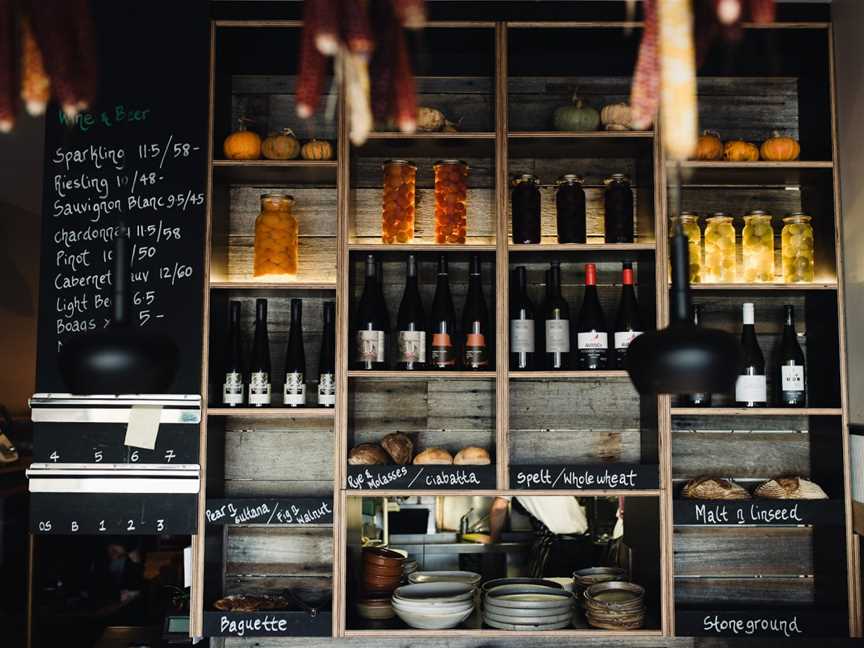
[
  {"xmin": 254, "ymin": 193, "xmax": 298, "ymax": 277},
  {"xmin": 672, "ymin": 212, "xmax": 702, "ymax": 283},
  {"xmin": 703, "ymin": 213, "xmax": 736, "ymax": 283},
  {"xmin": 742, "ymin": 210, "xmax": 775, "ymax": 283},
  {"xmin": 781, "ymin": 213, "xmax": 815, "ymax": 283}
]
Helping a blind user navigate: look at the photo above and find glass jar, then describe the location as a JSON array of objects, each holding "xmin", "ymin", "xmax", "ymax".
[
  {"xmin": 511, "ymin": 174, "xmax": 541, "ymax": 244},
  {"xmin": 381, "ymin": 160, "xmax": 416, "ymax": 244},
  {"xmin": 604, "ymin": 173, "xmax": 634, "ymax": 243},
  {"xmin": 672, "ymin": 212, "xmax": 702, "ymax": 283},
  {"xmin": 433, "ymin": 159, "xmax": 468, "ymax": 244},
  {"xmin": 781, "ymin": 213, "xmax": 815, "ymax": 283},
  {"xmin": 742, "ymin": 210, "xmax": 775, "ymax": 283},
  {"xmin": 703, "ymin": 213, "xmax": 736, "ymax": 283},
  {"xmin": 254, "ymin": 193, "xmax": 298, "ymax": 277},
  {"xmin": 555, "ymin": 174, "xmax": 586, "ymax": 243}
]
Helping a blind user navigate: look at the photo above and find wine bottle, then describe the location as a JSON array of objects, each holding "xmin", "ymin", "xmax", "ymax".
[
  {"xmin": 612, "ymin": 263, "xmax": 643, "ymax": 369},
  {"xmin": 510, "ymin": 266, "xmax": 536, "ymax": 370},
  {"xmin": 248, "ymin": 298, "xmax": 272, "ymax": 407},
  {"xmin": 318, "ymin": 301, "xmax": 336, "ymax": 407},
  {"xmin": 778, "ymin": 304, "xmax": 806, "ymax": 407},
  {"xmin": 735, "ymin": 302, "xmax": 767, "ymax": 407},
  {"xmin": 576, "ymin": 263, "xmax": 608, "ymax": 370},
  {"xmin": 396, "ymin": 254, "xmax": 427, "ymax": 370},
  {"xmin": 355, "ymin": 254, "xmax": 387, "ymax": 369},
  {"xmin": 543, "ymin": 262, "xmax": 570, "ymax": 370},
  {"xmin": 375, "ymin": 257, "xmax": 391, "ymax": 341},
  {"xmin": 462, "ymin": 254, "xmax": 490, "ymax": 369},
  {"xmin": 283, "ymin": 298, "xmax": 306, "ymax": 407},
  {"xmin": 684, "ymin": 304, "xmax": 712, "ymax": 406},
  {"xmin": 222, "ymin": 300, "xmax": 244, "ymax": 406},
  {"xmin": 430, "ymin": 255, "xmax": 457, "ymax": 369}
]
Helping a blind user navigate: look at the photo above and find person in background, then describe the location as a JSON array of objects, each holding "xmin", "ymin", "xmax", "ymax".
[{"xmin": 488, "ymin": 496, "xmax": 589, "ymax": 577}]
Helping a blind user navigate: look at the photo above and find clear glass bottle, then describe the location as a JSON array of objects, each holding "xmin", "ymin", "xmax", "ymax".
[
  {"xmin": 672, "ymin": 212, "xmax": 702, "ymax": 283},
  {"xmin": 254, "ymin": 193, "xmax": 298, "ymax": 277},
  {"xmin": 703, "ymin": 213, "xmax": 736, "ymax": 283},
  {"xmin": 781, "ymin": 213, "xmax": 815, "ymax": 283},
  {"xmin": 433, "ymin": 160, "xmax": 469, "ymax": 244},
  {"xmin": 381, "ymin": 160, "xmax": 416, "ymax": 244},
  {"xmin": 742, "ymin": 210, "xmax": 775, "ymax": 283}
]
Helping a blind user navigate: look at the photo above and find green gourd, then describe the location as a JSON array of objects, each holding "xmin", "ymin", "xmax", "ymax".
[{"xmin": 552, "ymin": 93, "xmax": 600, "ymax": 132}]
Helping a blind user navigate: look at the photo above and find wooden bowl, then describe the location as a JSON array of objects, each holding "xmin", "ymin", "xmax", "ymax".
[{"xmin": 363, "ymin": 548, "xmax": 406, "ymax": 568}]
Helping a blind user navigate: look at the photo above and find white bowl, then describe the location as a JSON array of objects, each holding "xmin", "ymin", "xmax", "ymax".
[
  {"xmin": 394, "ymin": 605, "xmax": 474, "ymax": 630},
  {"xmin": 483, "ymin": 609, "xmax": 573, "ymax": 626},
  {"xmin": 408, "ymin": 571, "xmax": 482, "ymax": 586},
  {"xmin": 394, "ymin": 582, "xmax": 475, "ymax": 603},
  {"xmin": 483, "ymin": 600, "xmax": 572, "ymax": 618}
]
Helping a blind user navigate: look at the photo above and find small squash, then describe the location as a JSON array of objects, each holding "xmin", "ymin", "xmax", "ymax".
[
  {"xmin": 723, "ymin": 139, "xmax": 760, "ymax": 162},
  {"xmin": 261, "ymin": 128, "xmax": 300, "ymax": 160},
  {"xmin": 760, "ymin": 131, "xmax": 800, "ymax": 161},
  {"xmin": 223, "ymin": 120, "xmax": 262, "ymax": 160},
  {"xmin": 552, "ymin": 93, "xmax": 600, "ymax": 132},
  {"xmin": 694, "ymin": 130, "xmax": 723, "ymax": 161},
  {"xmin": 600, "ymin": 102, "xmax": 632, "ymax": 131},
  {"xmin": 301, "ymin": 138, "xmax": 334, "ymax": 160},
  {"xmin": 416, "ymin": 106, "xmax": 446, "ymax": 132}
]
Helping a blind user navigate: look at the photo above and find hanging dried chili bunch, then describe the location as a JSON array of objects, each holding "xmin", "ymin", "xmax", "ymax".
[{"xmin": 296, "ymin": 0, "xmax": 425, "ymax": 145}]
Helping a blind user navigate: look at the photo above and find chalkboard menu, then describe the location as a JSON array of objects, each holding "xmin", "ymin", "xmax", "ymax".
[
  {"xmin": 346, "ymin": 465, "xmax": 497, "ymax": 490},
  {"xmin": 205, "ymin": 498, "xmax": 334, "ymax": 526},
  {"xmin": 509, "ymin": 464, "xmax": 659, "ymax": 490},
  {"xmin": 35, "ymin": 1, "xmax": 209, "ymax": 394},
  {"xmin": 676, "ymin": 610, "xmax": 848, "ymax": 638},
  {"xmin": 673, "ymin": 498, "xmax": 843, "ymax": 526}
]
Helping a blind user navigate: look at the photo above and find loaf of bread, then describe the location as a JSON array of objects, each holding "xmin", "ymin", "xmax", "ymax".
[
  {"xmin": 682, "ymin": 477, "xmax": 750, "ymax": 500},
  {"xmin": 348, "ymin": 443, "xmax": 389, "ymax": 465},
  {"xmin": 754, "ymin": 477, "xmax": 828, "ymax": 500},
  {"xmin": 413, "ymin": 447, "xmax": 453, "ymax": 465},
  {"xmin": 454, "ymin": 446, "xmax": 490, "ymax": 465},
  {"xmin": 380, "ymin": 432, "xmax": 413, "ymax": 465}
]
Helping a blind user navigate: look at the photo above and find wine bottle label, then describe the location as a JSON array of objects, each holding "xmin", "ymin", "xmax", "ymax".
[
  {"xmin": 398, "ymin": 330, "xmax": 426, "ymax": 363},
  {"xmin": 545, "ymin": 320, "xmax": 570, "ymax": 353},
  {"xmin": 464, "ymin": 332, "xmax": 488, "ymax": 368},
  {"xmin": 614, "ymin": 330, "xmax": 642, "ymax": 350},
  {"xmin": 283, "ymin": 372, "xmax": 306, "ymax": 406},
  {"xmin": 318, "ymin": 373, "xmax": 336, "ymax": 407},
  {"xmin": 577, "ymin": 331, "xmax": 608, "ymax": 350},
  {"xmin": 511, "ymin": 320, "xmax": 535, "ymax": 352},
  {"xmin": 357, "ymin": 330, "xmax": 385, "ymax": 362},
  {"xmin": 431, "ymin": 332, "xmax": 456, "ymax": 366},
  {"xmin": 735, "ymin": 374, "xmax": 767, "ymax": 403},
  {"xmin": 248, "ymin": 372, "xmax": 271, "ymax": 406},
  {"xmin": 223, "ymin": 372, "xmax": 244, "ymax": 406},
  {"xmin": 781, "ymin": 365, "xmax": 805, "ymax": 392}
]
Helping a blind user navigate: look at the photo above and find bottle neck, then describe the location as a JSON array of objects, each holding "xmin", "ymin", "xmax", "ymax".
[
  {"xmin": 229, "ymin": 302, "xmax": 240, "ymax": 327},
  {"xmin": 322, "ymin": 303, "xmax": 334, "ymax": 329},
  {"xmin": 784, "ymin": 306, "xmax": 795, "ymax": 329},
  {"xmin": 585, "ymin": 264, "xmax": 597, "ymax": 287},
  {"xmin": 516, "ymin": 268, "xmax": 528, "ymax": 295},
  {"xmin": 691, "ymin": 306, "xmax": 702, "ymax": 327},
  {"xmin": 255, "ymin": 300, "xmax": 267, "ymax": 323},
  {"xmin": 549, "ymin": 266, "xmax": 561, "ymax": 296},
  {"xmin": 290, "ymin": 300, "xmax": 302, "ymax": 324}
]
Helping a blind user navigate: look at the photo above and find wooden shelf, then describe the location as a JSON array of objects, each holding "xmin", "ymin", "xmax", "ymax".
[
  {"xmin": 348, "ymin": 242, "xmax": 497, "ymax": 253},
  {"xmin": 509, "ymin": 370, "xmax": 630, "ymax": 379},
  {"xmin": 509, "ymin": 242, "xmax": 655, "ymax": 254},
  {"xmin": 347, "ymin": 370, "xmax": 496, "ymax": 379},
  {"xmin": 508, "ymin": 131, "xmax": 654, "ymax": 158},
  {"xmin": 669, "ymin": 160, "xmax": 834, "ymax": 186},
  {"xmin": 210, "ymin": 280, "xmax": 337, "ymax": 291},
  {"xmin": 207, "ymin": 407, "xmax": 335, "ymax": 418},
  {"xmin": 212, "ymin": 159, "xmax": 337, "ymax": 185},
  {"xmin": 688, "ymin": 282, "xmax": 838, "ymax": 291},
  {"xmin": 509, "ymin": 130, "xmax": 654, "ymax": 140},
  {"xmin": 343, "ymin": 628, "xmax": 664, "ymax": 638},
  {"xmin": 354, "ymin": 132, "xmax": 496, "ymax": 157},
  {"xmin": 671, "ymin": 407, "xmax": 842, "ymax": 417}
]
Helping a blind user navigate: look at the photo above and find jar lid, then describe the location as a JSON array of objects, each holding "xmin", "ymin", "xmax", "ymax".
[
  {"xmin": 512, "ymin": 174, "xmax": 539, "ymax": 186},
  {"xmin": 434, "ymin": 159, "xmax": 468, "ymax": 168},
  {"xmin": 784, "ymin": 212, "xmax": 811, "ymax": 222},
  {"xmin": 677, "ymin": 211, "xmax": 699, "ymax": 217},
  {"xmin": 605, "ymin": 173, "xmax": 629, "ymax": 183},
  {"xmin": 383, "ymin": 159, "xmax": 417, "ymax": 168},
  {"xmin": 706, "ymin": 212, "xmax": 732, "ymax": 221},
  {"xmin": 556, "ymin": 174, "xmax": 584, "ymax": 185},
  {"xmin": 261, "ymin": 192, "xmax": 294, "ymax": 201}
]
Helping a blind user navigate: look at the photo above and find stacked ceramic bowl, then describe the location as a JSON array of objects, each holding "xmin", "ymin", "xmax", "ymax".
[
  {"xmin": 391, "ymin": 582, "xmax": 475, "ymax": 630},
  {"xmin": 402, "ymin": 560, "xmax": 418, "ymax": 583},
  {"xmin": 482, "ymin": 582, "xmax": 574, "ymax": 630},
  {"xmin": 572, "ymin": 567, "xmax": 628, "ymax": 602},
  {"xmin": 408, "ymin": 570, "xmax": 482, "ymax": 587},
  {"xmin": 362, "ymin": 548, "xmax": 405, "ymax": 596},
  {"xmin": 582, "ymin": 581, "xmax": 646, "ymax": 630}
]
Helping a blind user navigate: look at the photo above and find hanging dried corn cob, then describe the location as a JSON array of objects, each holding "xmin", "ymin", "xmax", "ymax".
[
  {"xmin": 0, "ymin": 0, "xmax": 15, "ymax": 132},
  {"xmin": 342, "ymin": 0, "xmax": 374, "ymax": 56},
  {"xmin": 315, "ymin": 0, "xmax": 341, "ymax": 55},
  {"xmin": 345, "ymin": 51, "xmax": 372, "ymax": 144},
  {"xmin": 748, "ymin": 0, "xmax": 776, "ymax": 23},
  {"xmin": 392, "ymin": 0, "xmax": 426, "ymax": 29},
  {"xmin": 657, "ymin": 0, "xmax": 698, "ymax": 160},
  {"xmin": 29, "ymin": 1, "xmax": 80, "ymax": 118},
  {"xmin": 20, "ymin": 15, "xmax": 50, "ymax": 116},
  {"xmin": 297, "ymin": 0, "xmax": 328, "ymax": 119},
  {"xmin": 391, "ymin": 22, "xmax": 416, "ymax": 133},
  {"xmin": 630, "ymin": 0, "xmax": 658, "ymax": 130}
]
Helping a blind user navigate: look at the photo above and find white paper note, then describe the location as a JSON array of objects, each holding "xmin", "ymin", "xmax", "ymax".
[
  {"xmin": 184, "ymin": 545, "xmax": 192, "ymax": 588},
  {"xmin": 124, "ymin": 405, "xmax": 162, "ymax": 450}
]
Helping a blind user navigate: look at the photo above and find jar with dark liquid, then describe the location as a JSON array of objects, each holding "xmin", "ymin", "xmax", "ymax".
[
  {"xmin": 604, "ymin": 173, "xmax": 634, "ymax": 243},
  {"xmin": 511, "ymin": 174, "xmax": 541, "ymax": 244},
  {"xmin": 555, "ymin": 174, "xmax": 586, "ymax": 243}
]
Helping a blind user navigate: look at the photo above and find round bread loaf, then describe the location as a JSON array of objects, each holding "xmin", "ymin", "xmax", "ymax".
[
  {"xmin": 682, "ymin": 477, "xmax": 750, "ymax": 500},
  {"xmin": 380, "ymin": 432, "xmax": 413, "ymax": 465},
  {"xmin": 453, "ymin": 446, "xmax": 490, "ymax": 465},
  {"xmin": 413, "ymin": 447, "xmax": 453, "ymax": 465},
  {"xmin": 754, "ymin": 477, "xmax": 828, "ymax": 500},
  {"xmin": 348, "ymin": 443, "xmax": 389, "ymax": 465}
]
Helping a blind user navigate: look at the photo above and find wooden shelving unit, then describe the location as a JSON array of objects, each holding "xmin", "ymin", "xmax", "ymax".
[{"xmin": 192, "ymin": 13, "xmax": 859, "ymax": 642}]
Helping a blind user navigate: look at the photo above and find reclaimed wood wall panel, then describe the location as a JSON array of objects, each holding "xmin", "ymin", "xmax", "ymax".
[
  {"xmin": 672, "ymin": 430, "xmax": 810, "ymax": 479},
  {"xmin": 675, "ymin": 576, "xmax": 815, "ymax": 606},
  {"xmin": 674, "ymin": 527, "xmax": 814, "ymax": 576},
  {"xmin": 225, "ymin": 527, "xmax": 333, "ymax": 575}
]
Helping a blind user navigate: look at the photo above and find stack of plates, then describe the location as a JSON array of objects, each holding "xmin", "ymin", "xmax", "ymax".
[
  {"xmin": 482, "ymin": 583, "xmax": 574, "ymax": 631},
  {"xmin": 583, "ymin": 581, "xmax": 646, "ymax": 630},
  {"xmin": 408, "ymin": 571, "xmax": 482, "ymax": 587},
  {"xmin": 391, "ymin": 582, "xmax": 475, "ymax": 630},
  {"xmin": 480, "ymin": 577, "xmax": 563, "ymax": 594},
  {"xmin": 572, "ymin": 567, "xmax": 628, "ymax": 601},
  {"xmin": 356, "ymin": 595, "xmax": 395, "ymax": 620}
]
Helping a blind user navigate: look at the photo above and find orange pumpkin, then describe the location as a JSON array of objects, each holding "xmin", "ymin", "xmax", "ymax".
[
  {"xmin": 301, "ymin": 139, "xmax": 334, "ymax": 160},
  {"xmin": 262, "ymin": 128, "xmax": 300, "ymax": 160},
  {"xmin": 694, "ymin": 130, "xmax": 723, "ymax": 161},
  {"xmin": 223, "ymin": 121, "xmax": 261, "ymax": 160},
  {"xmin": 760, "ymin": 131, "xmax": 800, "ymax": 161},
  {"xmin": 723, "ymin": 140, "xmax": 759, "ymax": 162}
]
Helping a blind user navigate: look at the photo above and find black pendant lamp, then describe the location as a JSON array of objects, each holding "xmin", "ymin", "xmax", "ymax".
[{"xmin": 625, "ymin": 224, "xmax": 741, "ymax": 395}]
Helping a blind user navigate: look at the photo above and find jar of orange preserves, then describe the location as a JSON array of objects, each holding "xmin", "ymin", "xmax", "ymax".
[
  {"xmin": 434, "ymin": 160, "xmax": 469, "ymax": 244},
  {"xmin": 253, "ymin": 193, "xmax": 298, "ymax": 277},
  {"xmin": 381, "ymin": 160, "xmax": 416, "ymax": 244}
]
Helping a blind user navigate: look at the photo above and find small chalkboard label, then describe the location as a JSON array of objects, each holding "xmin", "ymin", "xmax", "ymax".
[
  {"xmin": 346, "ymin": 465, "xmax": 496, "ymax": 490},
  {"xmin": 205, "ymin": 498, "xmax": 333, "ymax": 526},
  {"xmin": 509, "ymin": 464, "xmax": 658, "ymax": 490},
  {"xmin": 673, "ymin": 499, "xmax": 843, "ymax": 526},
  {"xmin": 202, "ymin": 611, "xmax": 332, "ymax": 638},
  {"xmin": 31, "ymin": 492, "xmax": 197, "ymax": 535},
  {"xmin": 676, "ymin": 610, "xmax": 848, "ymax": 638}
]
